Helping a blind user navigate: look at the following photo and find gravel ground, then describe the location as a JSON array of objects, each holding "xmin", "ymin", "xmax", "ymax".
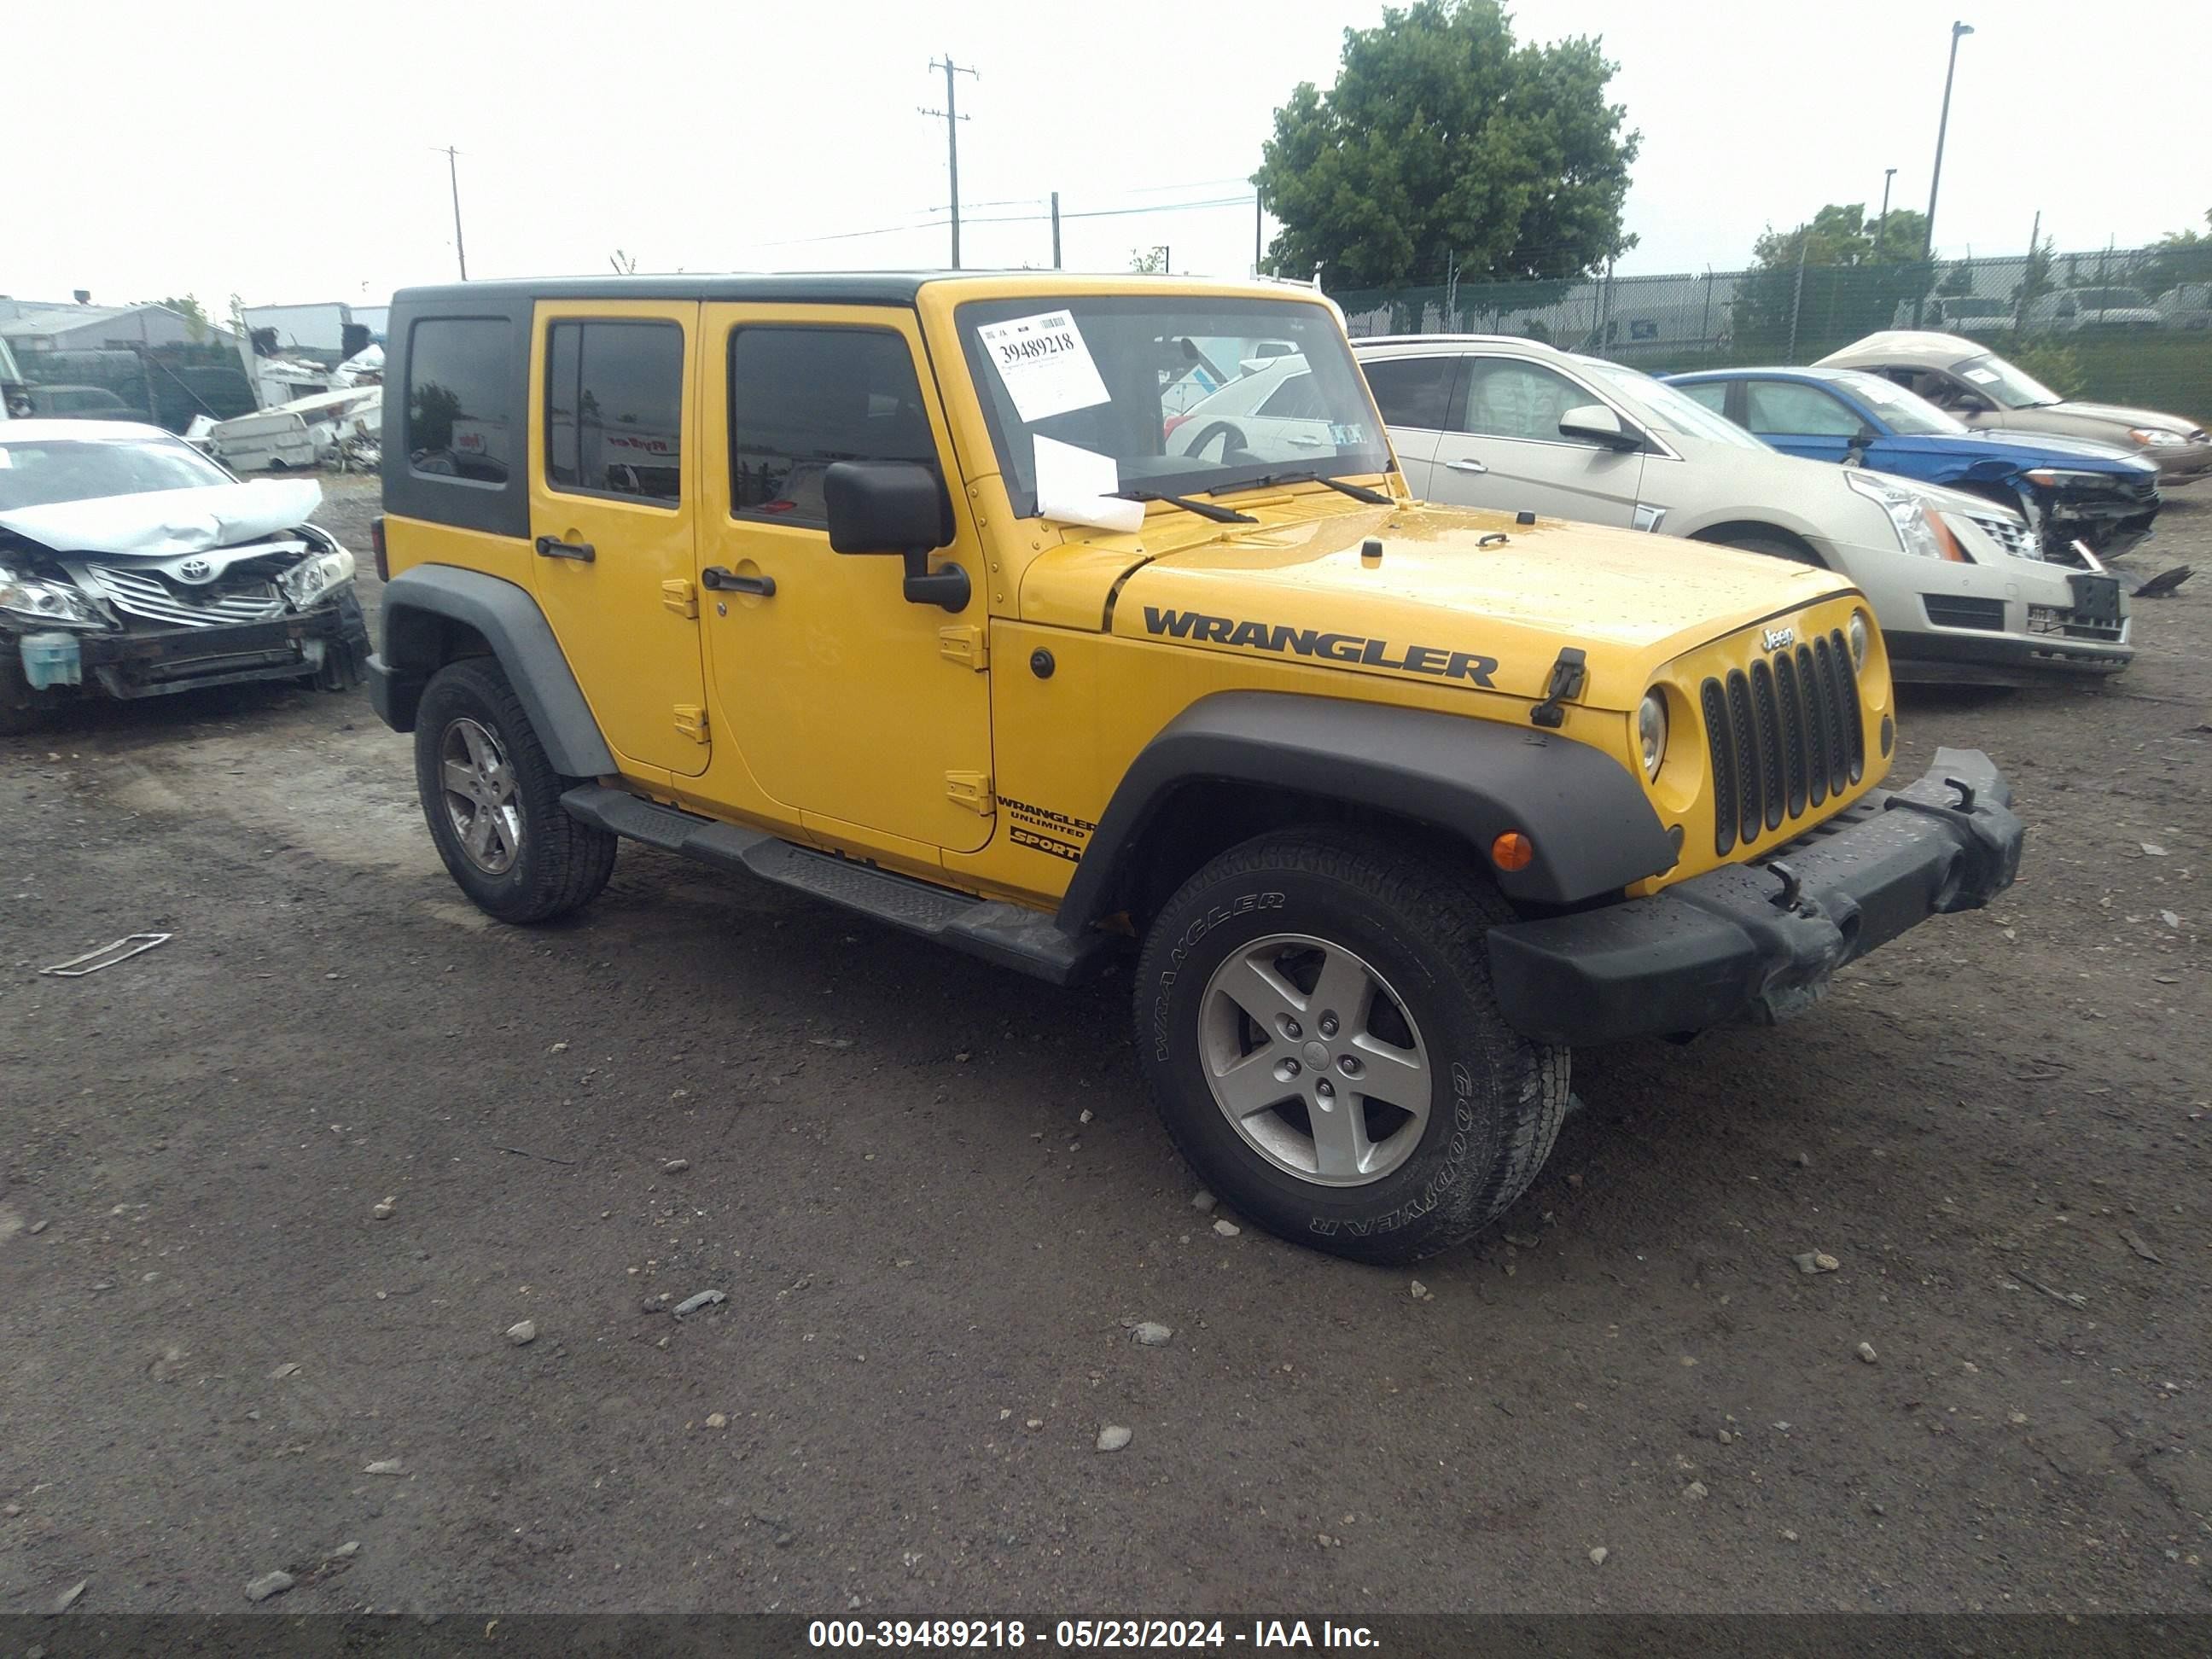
[{"xmin": 1, "ymin": 474, "xmax": 2207, "ymax": 1615}]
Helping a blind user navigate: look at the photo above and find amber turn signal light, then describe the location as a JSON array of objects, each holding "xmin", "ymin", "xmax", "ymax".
[{"xmin": 1491, "ymin": 830, "xmax": 1534, "ymax": 872}]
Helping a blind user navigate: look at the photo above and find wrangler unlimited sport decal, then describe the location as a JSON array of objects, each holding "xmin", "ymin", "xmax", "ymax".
[{"xmin": 1143, "ymin": 607, "xmax": 1499, "ymax": 689}]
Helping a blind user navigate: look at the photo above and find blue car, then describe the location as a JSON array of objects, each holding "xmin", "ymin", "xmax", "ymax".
[{"xmin": 1663, "ymin": 365, "xmax": 2162, "ymax": 561}]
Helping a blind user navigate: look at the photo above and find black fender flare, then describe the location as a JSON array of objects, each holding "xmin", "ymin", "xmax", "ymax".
[
  {"xmin": 369, "ymin": 565, "xmax": 615, "ymax": 778},
  {"xmin": 1054, "ymin": 690, "xmax": 1679, "ymax": 930}
]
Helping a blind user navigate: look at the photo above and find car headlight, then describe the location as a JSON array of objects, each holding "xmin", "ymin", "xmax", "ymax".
[
  {"xmin": 2025, "ymin": 467, "xmax": 2137, "ymax": 486},
  {"xmin": 1847, "ymin": 610, "xmax": 1870, "ymax": 673},
  {"xmin": 2128, "ymin": 428, "xmax": 2184, "ymax": 448},
  {"xmin": 1842, "ymin": 469, "xmax": 1943, "ymax": 558},
  {"xmin": 1637, "ymin": 690, "xmax": 1668, "ymax": 780},
  {"xmin": 0, "ymin": 565, "xmax": 109, "ymax": 629},
  {"xmin": 278, "ymin": 549, "xmax": 356, "ymax": 609}
]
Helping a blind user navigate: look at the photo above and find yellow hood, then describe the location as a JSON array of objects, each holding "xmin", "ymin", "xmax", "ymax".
[{"xmin": 1037, "ymin": 502, "xmax": 1853, "ymax": 712}]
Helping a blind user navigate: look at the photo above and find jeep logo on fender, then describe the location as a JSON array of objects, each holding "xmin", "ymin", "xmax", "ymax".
[
  {"xmin": 1143, "ymin": 607, "xmax": 1498, "ymax": 689},
  {"xmin": 1762, "ymin": 626, "xmax": 1796, "ymax": 652}
]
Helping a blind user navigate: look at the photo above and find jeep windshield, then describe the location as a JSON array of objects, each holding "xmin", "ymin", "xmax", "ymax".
[
  {"xmin": 0, "ymin": 433, "xmax": 230, "ymax": 511},
  {"xmin": 956, "ymin": 294, "xmax": 1390, "ymax": 519}
]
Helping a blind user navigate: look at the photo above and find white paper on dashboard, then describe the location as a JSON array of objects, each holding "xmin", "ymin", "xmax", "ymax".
[
  {"xmin": 1033, "ymin": 436, "xmax": 1144, "ymax": 533},
  {"xmin": 975, "ymin": 310, "xmax": 1112, "ymax": 423}
]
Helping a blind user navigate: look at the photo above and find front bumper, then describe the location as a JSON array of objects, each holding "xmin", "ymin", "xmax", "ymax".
[
  {"xmin": 2148, "ymin": 444, "xmax": 2212, "ymax": 486},
  {"xmin": 70, "ymin": 593, "xmax": 370, "ymax": 700},
  {"xmin": 1487, "ymin": 747, "xmax": 2023, "ymax": 1046}
]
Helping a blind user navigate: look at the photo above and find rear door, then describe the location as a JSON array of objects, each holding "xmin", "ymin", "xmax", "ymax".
[
  {"xmin": 1359, "ymin": 352, "xmax": 1458, "ymax": 498},
  {"xmin": 1425, "ymin": 353, "xmax": 1644, "ymax": 525},
  {"xmin": 526, "ymin": 300, "xmax": 708, "ymax": 777},
  {"xmin": 1741, "ymin": 378, "xmax": 1870, "ymax": 469}
]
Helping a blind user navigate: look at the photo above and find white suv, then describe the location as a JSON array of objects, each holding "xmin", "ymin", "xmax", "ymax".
[{"xmin": 1270, "ymin": 335, "xmax": 2127, "ymax": 685}]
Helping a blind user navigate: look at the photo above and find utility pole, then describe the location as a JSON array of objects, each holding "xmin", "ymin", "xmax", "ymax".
[
  {"xmin": 1924, "ymin": 21, "xmax": 1974, "ymax": 260},
  {"xmin": 921, "ymin": 56, "xmax": 978, "ymax": 269},
  {"xmin": 442, "ymin": 145, "xmax": 468, "ymax": 280},
  {"xmin": 1875, "ymin": 167, "xmax": 1897, "ymax": 259},
  {"xmin": 1254, "ymin": 188, "xmax": 1264, "ymax": 278},
  {"xmin": 1050, "ymin": 191, "xmax": 1061, "ymax": 269}
]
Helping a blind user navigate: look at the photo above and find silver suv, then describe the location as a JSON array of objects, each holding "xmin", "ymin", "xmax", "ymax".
[{"xmin": 1310, "ymin": 335, "xmax": 2123, "ymax": 685}]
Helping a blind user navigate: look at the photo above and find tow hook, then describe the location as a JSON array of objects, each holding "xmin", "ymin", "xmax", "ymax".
[{"xmin": 1767, "ymin": 859, "xmax": 1815, "ymax": 917}]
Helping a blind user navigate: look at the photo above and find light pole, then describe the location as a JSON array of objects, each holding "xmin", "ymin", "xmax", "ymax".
[
  {"xmin": 1874, "ymin": 167, "xmax": 1897, "ymax": 259},
  {"xmin": 1923, "ymin": 22, "xmax": 1974, "ymax": 261}
]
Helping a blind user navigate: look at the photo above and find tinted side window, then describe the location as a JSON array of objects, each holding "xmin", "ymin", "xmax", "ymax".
[
  {"xmin": 728, "ymin": 328, "xmax": 937, "ymax": 526},
  {"xmin": 545, "ymin": 321, "xmax": 684, "ymax": 504},
  {"xmin": 1459, "ymin": 359, "xmax": 1598, "ymax": 445},
  {"xmin": 1361, "ymin": 356, "xmax": 1452, "ymax": 429},
  {"xmin": 407, "ymin": 318, "xmax": 514, "ymax": 484},
  {"xmin": 1675, "ymin": 380, "xmax": 1732, "ymax": 417},
  {"xmin": 1745, "ymin": 381, "xmax": 1866, "ymax": 438}
]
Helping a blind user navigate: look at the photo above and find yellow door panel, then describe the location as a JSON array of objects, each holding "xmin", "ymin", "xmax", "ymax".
[
  {"xmin": 527, "ymin": 299, "xmax": 708, "ymax": 778},
  {"xmin": 696, "ymin": 303, "xmax": 994, "ymax": 855}
]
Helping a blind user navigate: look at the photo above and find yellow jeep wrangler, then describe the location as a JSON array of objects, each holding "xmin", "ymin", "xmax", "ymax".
[{"xmin": 370, "ymin": 273, "xmax": 2023, "ymax": 1262}]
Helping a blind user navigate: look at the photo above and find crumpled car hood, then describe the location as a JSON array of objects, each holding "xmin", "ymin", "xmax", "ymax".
[{"xmin": 0, "ymin": 479, "xmax": 323, "ymax": 558}]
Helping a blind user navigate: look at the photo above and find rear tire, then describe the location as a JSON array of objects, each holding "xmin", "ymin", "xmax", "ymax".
[
  {"xmin": 413, "ymin": 656, "xmax": 616, "ymax": 923},
  {"xmin": 1133, "ymin": 828, "xmax": 1569, "ymax": 1265}
]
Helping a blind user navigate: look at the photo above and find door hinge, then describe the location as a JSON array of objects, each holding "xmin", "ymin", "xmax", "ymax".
[
  {"xmin": 938, "ymin": 625, "xmax": 988, "ymax": 671},
  {"xmin": 661, "ymin": 579, "xmax": 698, "ymax": 619},
  {"xmin": 945, "ymin": 771, "xmax": 994, "ymax": 814},
  {"xmin": 673, "ymin": 704, "xmax": 709, "ymax": 743}
]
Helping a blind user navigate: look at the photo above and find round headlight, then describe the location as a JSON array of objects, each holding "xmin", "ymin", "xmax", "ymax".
[
  {"xmin": 1847, "ymin": 611, "xmax": 1870, "ymax": 673},
  {"xmin": 1638, "ymin": 690, "xmax": 1668, "ymax": 780}
]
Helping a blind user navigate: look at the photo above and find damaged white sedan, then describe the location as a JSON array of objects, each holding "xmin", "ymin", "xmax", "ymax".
[{"xmin": 0, "ymin": 420, "xmax": 368, "ymax": 731}]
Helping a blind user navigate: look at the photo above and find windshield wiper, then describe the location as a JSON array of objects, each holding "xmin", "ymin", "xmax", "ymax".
[
  {"xmin": 1208, "ymin": 470, "xmax": 1393, "ymax": 505},
  {"xmin": 1113, "ymin": 489, "xmax": 1256, "ymax": 525}
]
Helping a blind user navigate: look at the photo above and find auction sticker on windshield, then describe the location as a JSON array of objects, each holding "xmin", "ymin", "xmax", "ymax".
[{"xmin": 975, "ymin": 310, "xmax": 1111, "ymax": 423}]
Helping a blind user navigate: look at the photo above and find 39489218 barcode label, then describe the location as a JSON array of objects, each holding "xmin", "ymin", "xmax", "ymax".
[{"xmin": 974, "ymin": 310, "xmax": 1112, "ymax": 423}]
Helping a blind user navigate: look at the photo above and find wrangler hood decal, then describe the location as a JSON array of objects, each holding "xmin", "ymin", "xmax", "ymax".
[{"xmin": 1099, "ymin": 503, "xmax": 1850, "ymax": 708}]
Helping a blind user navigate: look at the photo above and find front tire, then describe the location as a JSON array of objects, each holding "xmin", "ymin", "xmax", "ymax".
[
  {"xmin": 1133, "ymin": 829, "xmax": 1569, "ymax": 1265},
  {"xmin": 413, "ymin": 656, "xmax": 617, "ymax": 923}
]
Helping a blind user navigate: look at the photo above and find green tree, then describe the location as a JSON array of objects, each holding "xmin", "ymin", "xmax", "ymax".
[
  {"xmin": 159, "ymin": 293, "xmax": 210, "ymax": 343},
  {"xmin": 1729, "ymin": 202, "xmax": 1936, "ymax": 358},
  {"xmin": 1254, "ymin": 0, "xmax": 1639, "ymax": 296},
  {"xmin": 1939, "ymin": 256, "xmax": 1975, "ymax": 298},
  {"xmin": 1128, "ymin": 247, "xmax": 1168, "ymax": 274},
  {"xmin": 2135, "ymin": 208, "xmax": 2212, "ymax": 294},
  {"xmin": 2010, "ymin": 234, "xmax": 2058, "ymax": 328}
]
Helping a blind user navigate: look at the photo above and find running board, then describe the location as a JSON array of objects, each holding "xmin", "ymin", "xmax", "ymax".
[{"xmin": 559, "ymin": 785, "xmax": 1117, "ymax": 986}]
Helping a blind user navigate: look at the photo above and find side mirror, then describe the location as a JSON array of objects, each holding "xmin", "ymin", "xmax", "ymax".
[
  {"xmin": 824, "ymin": 461, "xmax": 969, "ymax": 613},
  {"xmin": 1558, "ymin": 403, "xmax": 1641, "ymax": 451},
  {"xmin": 1951, "ymin": 390, "xmax": 1993, "ymax": 416}
]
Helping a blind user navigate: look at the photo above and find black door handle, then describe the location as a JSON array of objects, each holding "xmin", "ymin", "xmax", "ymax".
[
  {"xmin": 534, "ymin": 536, "xmax": 596, "ymax": 562},
  {"xmin": 701, "ymin": 566, "xmax": 776, "ymax": 597}
]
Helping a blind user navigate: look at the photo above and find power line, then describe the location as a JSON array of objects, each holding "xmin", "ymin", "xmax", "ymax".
[{"xmin": 744, "ymin": 193, "xmax": 1259, "ymax": 253}]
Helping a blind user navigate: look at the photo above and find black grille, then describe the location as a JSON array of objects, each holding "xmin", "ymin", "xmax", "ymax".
[
  {"xmin": 1702, "ymin": 627, "xmax": 1866, "ymax": 854},
  {"xmin": 1923, "ymin": 594, "xmax": 2006, "ymax": 631}
]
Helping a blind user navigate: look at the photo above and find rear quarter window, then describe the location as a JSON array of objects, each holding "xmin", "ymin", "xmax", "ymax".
[
  {"xmin": 407, "ymin": 318, "xmax": 515, "ymax": 485},
  {"xmin": 381, "ymin": 299, "xmax": 529, "ymax": 540}
]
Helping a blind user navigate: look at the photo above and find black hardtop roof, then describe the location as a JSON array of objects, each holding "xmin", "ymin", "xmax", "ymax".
[
  {"xmin": 387, "ymin": 271, "xmax": 1321, "ymax": 309},
  {"xmin": 391, "ymin": 272, "xmax": 946, "ymax": 308}
]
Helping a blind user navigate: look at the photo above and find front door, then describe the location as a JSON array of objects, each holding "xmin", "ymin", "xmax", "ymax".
[
  {"xmin": 696, "ymin": 306, "xmax": 994, "ymax": 856},
  {"xmin": 1425, "ymin": 354, "xmax": 1644, "ymax": 526},
  {"xmin": 527, "ymin": 300, "xmax": 708, "ymax": 777}
]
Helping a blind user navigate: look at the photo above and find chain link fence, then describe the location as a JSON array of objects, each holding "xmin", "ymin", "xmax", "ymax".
[{"xmin": 1330, "ymin": 245, "xmax": 2212, "ymax": 412}]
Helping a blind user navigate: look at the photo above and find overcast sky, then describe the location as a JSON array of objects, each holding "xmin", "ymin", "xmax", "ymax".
[{"xmin": 10, "ymin": 0, "xmax": 2204, "ymax": 312}]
